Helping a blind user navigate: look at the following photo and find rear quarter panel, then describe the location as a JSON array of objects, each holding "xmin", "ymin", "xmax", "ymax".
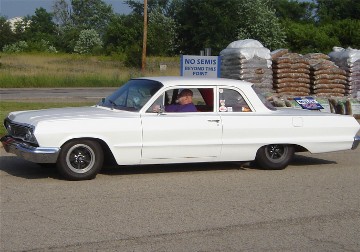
[{"xmin": 219, "ymin": 111, "xmax": 360, "ymax": 161}]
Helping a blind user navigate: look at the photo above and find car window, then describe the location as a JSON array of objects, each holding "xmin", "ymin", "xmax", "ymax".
[
  {"xmin": 147, "ymin": 88, "xmax": 214, "ymax": 113},
  {"xmin": 252, "ymin": 86, "xmax": 277, "ymax": 111},
  {"xmin": 219, "ymin": 88, "xmax": 252, "ymax": 112},
  {"xmin": 100, "ymin": 79, "xmax": 163, "ymax": 111}
]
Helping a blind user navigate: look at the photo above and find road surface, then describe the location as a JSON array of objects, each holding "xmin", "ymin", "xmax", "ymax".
[
  {"xmin": 0, "ymin": 88, "xmax": 117, "ymax": 102},
  {"xmin": 1, "ymin": 147, "xmax": 360, "ymax": 251}
]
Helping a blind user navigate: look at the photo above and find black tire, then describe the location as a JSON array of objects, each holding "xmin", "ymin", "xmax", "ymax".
[
  {"xmin": 56, "ymin": 140, "xmax": 104, "ymax": 180},
  {"xmin": 255, "ymin": 144, "xmax": 294, "ymax": 170}
]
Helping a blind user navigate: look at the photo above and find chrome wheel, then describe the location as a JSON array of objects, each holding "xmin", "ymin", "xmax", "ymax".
[
  {"xmin": 57, "ymin": 140, "xmax": 103, "ymax": 180},
  {"xmin": 255, "ymin": 144, "xmax": 294, "ymax": 170},
  {"xmin": 264, "ymin": 144, "xmax": 289, "ymax": 163},
  {"xmin": 66, "ymin": 144, "xmax": 96, "ymax": 174}
]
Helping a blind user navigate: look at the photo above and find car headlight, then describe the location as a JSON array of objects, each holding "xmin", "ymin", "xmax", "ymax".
[
  {"xmin": 4, "ymin": 118, "xmax": 38, "ymax": 145},
  {"xmin": 24, "ymin": 128, "xmax": 37, "ymax": 143},
  {"xmin": 5, "ymin": 121, "xmax": 12, "ymax": 134}
]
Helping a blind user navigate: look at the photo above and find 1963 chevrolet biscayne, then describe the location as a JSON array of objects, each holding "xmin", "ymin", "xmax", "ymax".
[{"xmin": 2, "ymin": 77, "xmax": 359, "ymax": 180}]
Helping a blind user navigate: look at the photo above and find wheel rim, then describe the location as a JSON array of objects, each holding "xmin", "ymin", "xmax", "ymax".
[
  {"xmin": 264, "ymin": 144, "xmax": 288, "ymax": 163},
  {"xmin": 66, "ymin": 144, "xmax": 96, "ymax": 174}
]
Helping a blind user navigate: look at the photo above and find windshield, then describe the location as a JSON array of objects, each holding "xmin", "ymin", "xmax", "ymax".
[
  {"xmin": 99, "ymin": 79, "xmax": 163, "ymax": 111},
  {"xmin": 252, "ymin": 86, "xmax": 277, "ymax": 111}
]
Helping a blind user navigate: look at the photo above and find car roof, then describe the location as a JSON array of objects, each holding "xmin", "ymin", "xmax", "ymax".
[{"xmin": 135, "ymin": 76, "xmax": 254, "ymax": 88}]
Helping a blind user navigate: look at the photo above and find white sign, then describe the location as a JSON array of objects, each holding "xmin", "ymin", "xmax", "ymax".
[{"xmin": 180, "ymin": 55, "xmax": 221, "ymax": 78}]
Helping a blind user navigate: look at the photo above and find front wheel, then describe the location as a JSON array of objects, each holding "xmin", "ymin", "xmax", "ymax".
[
  {"xmin": 56, "ymin": 140, "xmax": 104, "ymax": 180},
  {"xmin": 255, "ymin": 144, "xmax": 294, "ymax": 170}
]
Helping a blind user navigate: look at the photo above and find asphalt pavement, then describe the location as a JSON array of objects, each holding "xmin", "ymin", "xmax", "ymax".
[
  {"xmin": 0, "ymin": 88, "xmax": 117, "ymax": 102},
  {"xmin": 1, "ymin": 148, "xmax": 360, "ymax": 251}
]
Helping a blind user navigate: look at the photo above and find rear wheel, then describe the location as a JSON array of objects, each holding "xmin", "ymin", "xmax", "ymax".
[
  {"xmin": 56, "ymin": 140, "xmax": 103, "ymax": 180},
  {"xmin": 255, "ymin": 144, "xmax": 294, "ymax": 170}
]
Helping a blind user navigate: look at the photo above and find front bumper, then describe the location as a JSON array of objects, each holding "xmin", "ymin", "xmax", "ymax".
[
  {"xmin": 352, "ymin": 135, "xmax": 360, "ymax": 150},
  {"xmin": 1, "ymin": 136, "xmax": 60, "ymax": 163}
]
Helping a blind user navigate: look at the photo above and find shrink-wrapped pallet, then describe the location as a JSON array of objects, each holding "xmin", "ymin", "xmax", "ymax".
[
  {"xmin": 305, "ymin": 53, "xmax": 347, "ymax": 97},
  {"xmin": 329, "ymin": 47, "xmax": 360, "ymax": 97},
  {"xmin": 220, "ymin": 39, "xmax": 273, "ymax": 93},
  {"xmin": 272, "ymin": 52, "xmax": 311, "ymax": 96}
]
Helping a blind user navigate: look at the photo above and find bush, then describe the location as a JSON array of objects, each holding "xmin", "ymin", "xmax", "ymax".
[
  {"xmin": 74, "ymin": 29, "xmax": 103, "ymax": 54},
  {"xmin": 124, "ymin": 44, "xmax": 142, "ymax": 68},
  {"xmin": 3, "ymin": 41, "xmax": 29, "ymax": 53},
  {"xmin": 28, "ymin": 39, "xmax": 58, "ymax": 53}
]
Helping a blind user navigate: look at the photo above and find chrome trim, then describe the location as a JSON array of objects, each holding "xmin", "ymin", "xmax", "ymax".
[
  {"xmin": 4, "ymin": 118, "xmax": 38, "ymax": 145},
  {"xmin": 352, "ymin": 135, "xmax": 360, "ymax": 150},
  {"xmin": 1, "ymin": 136, "xmax": 60, "ymax": 163}
]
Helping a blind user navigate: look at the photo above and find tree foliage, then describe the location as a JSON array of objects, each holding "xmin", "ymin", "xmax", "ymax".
[
  {"xmin": 147, "ymin": 8, "xmax": 177, "ymax": 56},
  {"xmin": 71, "ymin": 0, "xmax": 114, "ymax": 33},
  {"xmin": 279, "ymin": 0, "xmax": 360, "ymax": 52},
  {"xmin": 237, "ymin": 0, "xmax": 286, "ymax": 50},
  {"xmin": 27, "ymin": 8, "xmax": 57, "ymax": 43},
  {"xmin": 74, "ymin": 29, "xmax": 103, "ymax": 54},
  {"xmin": 317, "ymin": 0, "xmax": 360, "ymax": 23},
  {"xmin": 0, "ymin": 16, "xmax": 16, "ymax": 50},
  {"xmin": 2, "ymin": 0, "xmax": 360, "ymax": 57},
  {"xmin": 174, "ymin": 0, "xmax": 241, "ymax": 55},
  {"xmin": 271, "ymin": 0, "xmax": 315, "ymax": 22},
  {"xmin": 104, "ymin": 14, "xmax": 143, "ymax": 54},
  {"xmin": 125, "ymin": 0, "xmax": 173, "ymax": 16}
]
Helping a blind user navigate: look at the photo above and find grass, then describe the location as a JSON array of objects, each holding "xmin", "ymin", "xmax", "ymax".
[
  {"xmin": 0, "ymin": 101, "xmax": 94, "ymax": 137},
  {"xmin": 0, "ymin": 53, "xmax": 180, "ymax": 136},
  {"xmin": 0, "ymin": 53, "xmax": 181, "ymax": 88}
]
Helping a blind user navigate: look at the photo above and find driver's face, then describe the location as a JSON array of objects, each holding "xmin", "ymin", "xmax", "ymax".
[{"xmin": 178, "ymin": 95, "xmax": 191, "ymax": 105}]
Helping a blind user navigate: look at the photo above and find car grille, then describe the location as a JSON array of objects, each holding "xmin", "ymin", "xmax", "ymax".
[{"xmin": 4, "ymin": 118, "xmax": 32, "ymax": 140}]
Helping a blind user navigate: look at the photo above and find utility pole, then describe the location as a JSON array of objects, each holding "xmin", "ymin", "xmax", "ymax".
[{"xmin": 141, "ymin": 0, "xmax": 148, "ymax": 72}]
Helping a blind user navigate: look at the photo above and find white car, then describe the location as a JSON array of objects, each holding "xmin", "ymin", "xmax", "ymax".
[{"xmin": 2, "ymin": 77, "xmax": 359, "ymax": 180}]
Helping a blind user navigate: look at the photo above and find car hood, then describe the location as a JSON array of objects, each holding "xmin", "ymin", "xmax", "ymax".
[{"xmin": 7, "ymin": 106, "xmax": 137, "ymax": 126}]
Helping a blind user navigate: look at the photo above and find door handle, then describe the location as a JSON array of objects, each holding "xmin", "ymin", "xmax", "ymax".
[{"xmin": 208, "ymin": 119, "xmax": 220, "ymax": 123}]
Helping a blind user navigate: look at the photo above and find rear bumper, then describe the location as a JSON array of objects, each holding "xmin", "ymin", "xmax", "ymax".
[
  {"xmin": 1, "ymin": 136, "xmax": 60, "ymax": 163},
  {"xmin": 352, "ymin": 135, "xmax": 360, "ymax": 150}
]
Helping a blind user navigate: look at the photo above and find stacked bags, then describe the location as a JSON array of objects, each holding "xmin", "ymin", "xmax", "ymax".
[
  {"xmin": 220, "ymin": 39, "xmax": 273, "ymax": 93},
  {"xmin": 305, "ymin": 53, "xmax": 347, "ymax": 97},
  {"xmin": 272, "ymin": 51, "xmax": 311, "ymax": 96},
  {"xmin": 329, "ymin": 47, "xmax": 360, "ymax": 98}
]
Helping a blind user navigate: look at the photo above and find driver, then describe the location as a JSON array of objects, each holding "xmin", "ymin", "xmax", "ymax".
[{"xmin": 165, "ymin": 89, "xmax": 197, "ymax": 112}]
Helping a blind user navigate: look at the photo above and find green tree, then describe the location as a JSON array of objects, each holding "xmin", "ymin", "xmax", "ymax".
[
  {"xmin": 271, "ymin": 0, "xmax": 315, "ymax": 22},
  {"xmin": 52, "ymin": 0, "xmax": 113, "ymax": 52},
  {"xmin": 104, "ymin": 14, "xmax": 143, "ymax": 54},
  {"xmin": 0, "ymin": 16, "xmax": 16, "ymax": 50},
  {"xmin": 125, "ymin": 0, "xmax": 173, "ymax": 16},
  {"xmin": 283, "ymin": 21, "xmax": 339, "ymax": 53},
  {"xmin": 317, "ymin": 0, "xmax": 360, "ymax": 23},
  {"xmin": 175, "ymin": 0, "xmax": 241, "ymax": 55},
  {"xmin": 237, "ymin": 0, "xmax": 286, "ymax": 50},
  {"xmin": 314, "ymin": 0, "xmax": 360, "ymax": 49},
  {"xmin": 147, "ymin": 8, "xmax": 177, "ymax": 56},
  {"xmin": 56, "ymin": 26, "xmax": 81, "ymax": 53},
  {"xmin": 330, "ymin": 19, "xmax": 360, "ymax": 48},
  {"xmin": 71, "ymin": 0, "xmax": 114, "ymax": 34},
  {"xmin": 26, "ymin": 8, "xmax": 57, "ymax": 44}
]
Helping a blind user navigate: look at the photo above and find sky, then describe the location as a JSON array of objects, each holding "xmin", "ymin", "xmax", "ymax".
[{"xmin": 0, "ymin": 0, "xmax": 132, "ymax": 19}]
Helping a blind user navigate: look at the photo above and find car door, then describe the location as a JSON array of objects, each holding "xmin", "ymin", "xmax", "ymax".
[
  {"xmin": 217, "ymin": 86, "xmax": 259, "ymax": 161},
  {"xmin": 140, "ymin": 87, "xmax": 222, "ymax": 164}
]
